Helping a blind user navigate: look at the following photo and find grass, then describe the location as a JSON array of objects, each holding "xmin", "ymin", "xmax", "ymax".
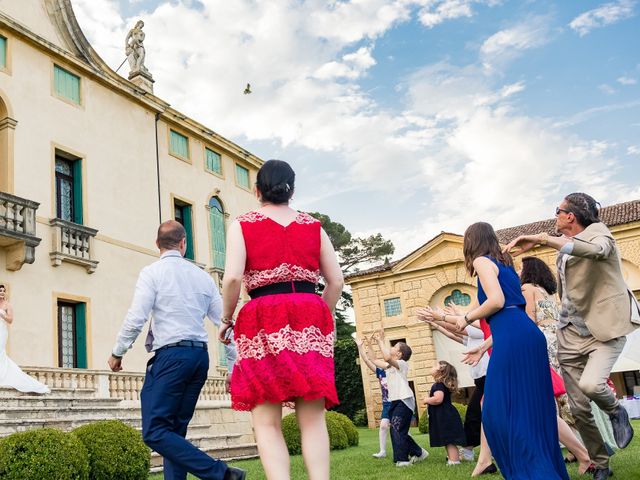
[{"xmin": 150, "ymin": 420, "xmax": 640, "ymax": 479}]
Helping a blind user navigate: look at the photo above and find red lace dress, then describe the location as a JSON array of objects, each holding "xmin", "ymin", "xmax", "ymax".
[{"xmin": 229, "ymin": 211, "xmax": 339, "ymax": 411}]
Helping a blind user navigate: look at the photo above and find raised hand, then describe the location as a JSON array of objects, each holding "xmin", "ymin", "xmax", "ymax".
[
  {"xmin": 354, "ymin": 336, "xmax": 364, "ymax": 348},
  {"xmin": 503, "ymin": 235, "xmax": 539, "ymax": 257},
  {"xmin": 462, "ymin": 346, "xmax": 483, "ymax": 366},
  {"xmin": 444, "ymin": 304, "xmax": 461, "ymax": 317}
]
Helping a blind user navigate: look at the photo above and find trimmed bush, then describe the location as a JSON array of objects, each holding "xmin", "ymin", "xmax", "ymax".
[
  {"xmin": 282, "ymin": 411, "xmax": 358, "ymax": 454},
  {"xmin": 353, "ymin": 408, "xmax": 368, "ymax": 427},
  {"xmin": 0, "ymin": 428, "xmax": 89, "ymax": 480},
  {"xmin": 74, "ymin": 420, "xmax": 150, "ymax": 480},
  {"xmin": 418, "ymin": 409, "xmax": 429, "ymax": 434},
  {"xmin": 325, "ymin": 414, "xmax": 348, "ymax": 450},
  {"xmin": 326, "ymin": 411, "xmax": 359, "ymax": 446},
  {"xmin": 453, "ymin": 402, "xmax": 468, "ymax": 421},
  {"xmin": 281, "ymin": 413, "xmax": 302, "ymax": 455}
]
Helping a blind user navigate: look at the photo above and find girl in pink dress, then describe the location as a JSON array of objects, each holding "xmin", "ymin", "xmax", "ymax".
[{"xmin": 219, "ymin": 160, "xmax": 343, "ymax": 480}]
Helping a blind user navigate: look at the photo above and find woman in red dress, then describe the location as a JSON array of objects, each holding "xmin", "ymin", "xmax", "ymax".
[{"xmin": 219, "ymin": 160, "xmax": 343, "ymax": 480}]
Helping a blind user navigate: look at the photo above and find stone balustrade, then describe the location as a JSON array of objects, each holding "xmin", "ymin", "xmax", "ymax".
[
  {"xmin": 0, "ymin": 191, "xmax": 41, "ymax": 271},
  {"xmin": 49, "ymin": 218, "xmax": 99, "ymax": 273},
  {"xmin": 22, "ymin": 366, "xmax": 230, "ymax": 403}
]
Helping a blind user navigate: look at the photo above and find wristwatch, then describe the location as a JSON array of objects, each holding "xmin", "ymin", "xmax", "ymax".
[
  {"xmin": 221, "ymin": 316, "xmax": 234, "ymax": 325},
  {"xmin": 464, "ymin": 313, "xmax": 471, "ymax": 324}
]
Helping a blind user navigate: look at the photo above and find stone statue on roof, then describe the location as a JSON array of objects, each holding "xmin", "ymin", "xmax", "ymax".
[{"xmin": 125, "ymin": 20, "xmax": 150, "ymax": 77}]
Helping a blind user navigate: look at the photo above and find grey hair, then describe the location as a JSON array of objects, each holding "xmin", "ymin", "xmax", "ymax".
[{"xmin": 564, "ymin": 193, "xmax": 601, "ymax": 227}]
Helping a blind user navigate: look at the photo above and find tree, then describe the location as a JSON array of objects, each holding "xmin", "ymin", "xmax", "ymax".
[{"xmin": 307, "ymin": 212, "xmax": 395, "ymax": 340}]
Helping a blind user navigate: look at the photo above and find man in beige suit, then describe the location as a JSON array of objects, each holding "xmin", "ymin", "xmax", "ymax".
[{"xmin": 505, "ymin": 192, "xmax": 637, "ymax": 480}]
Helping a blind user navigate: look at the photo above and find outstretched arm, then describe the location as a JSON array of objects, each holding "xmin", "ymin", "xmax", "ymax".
[
  {"xmin": 355, "ymin": 337, "xmax": 377, "ymax": 373},
  {"xmin": 376, "ymin": 329, "xmax": 399, "ymax": 369},
  {"xmin": 219, "ymin": 221, "xmax": 246, "ymax": 343}
]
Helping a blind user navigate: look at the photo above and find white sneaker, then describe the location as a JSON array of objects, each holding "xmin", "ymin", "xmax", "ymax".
[
  {"xmin": 447, "ymin": 460, "xmax": 461, "ymax": 466},
  {"xmin": 396, "ymin": 461, "xmax": 412, "ymax": 467},
  {"xmin": 410, "ymin": 448, "xmax": 429, "ymax": 464},
  {"xmin": 459, "ymin": 447, "xmax": 475, "ymax": 461},
  {"xmin": 372, "ymin": 451, "xmax": 386, "ymax": 458}
]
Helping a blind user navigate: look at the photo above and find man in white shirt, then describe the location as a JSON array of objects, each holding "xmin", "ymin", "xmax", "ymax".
[{"xmin": 108, "ymin": 220, "xmax": 245, "ymax": 480}]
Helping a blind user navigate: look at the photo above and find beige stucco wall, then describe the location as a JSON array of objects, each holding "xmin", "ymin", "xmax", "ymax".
[
  {"xmin": 0, "ymin": 2, "xmax": 261, "ymax": 373},
  {"xmin": 348, "ymin": 225, "xmax": 640, "ymax": 428}
]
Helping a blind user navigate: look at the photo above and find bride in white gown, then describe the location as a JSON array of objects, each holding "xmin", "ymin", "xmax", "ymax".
[{"xmin": 0, "ymin": 285, "xmax": 49, "ymax": 394}]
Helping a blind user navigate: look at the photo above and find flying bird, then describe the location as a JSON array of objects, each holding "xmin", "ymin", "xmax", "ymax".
[{"xmin": 243, "ymin": 83, "xmax": 252, "ymax": 94}]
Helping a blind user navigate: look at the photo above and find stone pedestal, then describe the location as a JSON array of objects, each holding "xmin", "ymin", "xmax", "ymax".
[{"xmin": 128, "ymin": 70, "xmax": 154, "ymax": 93}]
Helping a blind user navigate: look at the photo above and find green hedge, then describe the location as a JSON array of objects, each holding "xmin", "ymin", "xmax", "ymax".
[
  {"xmin": 352, "ymin": 408, "xmax": 368, "ymax": 427},
  {"xmin": 418, "ymin": 409, "xmax": 429, "ymax": 434},
  {"xmin": 330, "ymin": 339, "xmax": 365, "ymax": 419},
  {"xmin": 326, "ymin": 411, "xmax": 358, "ymax": 446},
  {"xmin": 281, "ymin": 411, "xmax": 359, "ymax": 454},
  {"xmin": 74, "ymin": 420, "xmax": 150, "ymax": 480},
  {"xmin": 0, "ymin": 428, "xmax": 89, "ymax": 480}
]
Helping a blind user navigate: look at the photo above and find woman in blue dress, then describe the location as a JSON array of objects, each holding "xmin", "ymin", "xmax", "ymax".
[{"xmin": 447, "ymin": 222, "xmax": 568, "ymax": 479}]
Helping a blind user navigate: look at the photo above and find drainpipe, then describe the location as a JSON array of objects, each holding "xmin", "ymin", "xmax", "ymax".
[{"xmin": 154, "ymin": 112, "xmax": 162, "ymax": 223}]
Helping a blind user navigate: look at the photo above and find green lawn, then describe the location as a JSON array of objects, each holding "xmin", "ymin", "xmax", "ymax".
[{"xmin": 151, "ymin": 420, "xmax": 640, "ymax": 479}]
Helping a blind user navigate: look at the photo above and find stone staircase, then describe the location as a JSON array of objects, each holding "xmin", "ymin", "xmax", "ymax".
[{"xmin": 0, "ymin": 371, "xmax": 258, "ymax": 474}]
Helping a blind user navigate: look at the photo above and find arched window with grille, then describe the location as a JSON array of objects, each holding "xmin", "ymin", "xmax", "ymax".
[
  {"xmin": 444, "ymin": 289, "xmax": 471, "ymax": 307},
  {"xmin": 208, "ymin": 197, "xmax": 226, "ymax": 270}
]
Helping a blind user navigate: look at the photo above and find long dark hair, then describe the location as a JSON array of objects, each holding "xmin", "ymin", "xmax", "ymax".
[
  {"xmin": 463, "ymin": 222, "xmax": 513, "ymax": 276},
  {"xmin": 520, "ymin": 256, "xmax": 557, "ymax": 295}
]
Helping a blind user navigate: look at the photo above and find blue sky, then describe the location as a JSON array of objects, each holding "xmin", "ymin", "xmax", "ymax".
[{"xmin": 73, "ymin": 0, "xmax": 640, "ymax": 259}]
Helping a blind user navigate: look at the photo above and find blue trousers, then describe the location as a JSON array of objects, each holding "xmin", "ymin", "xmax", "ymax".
[
  {"xmin": 141, "ymin": 346, "xmax": 228, "ymax": 480},
  {"xmin": 389, "ymin": 400, "xmax": 422, "ymax": 462}
]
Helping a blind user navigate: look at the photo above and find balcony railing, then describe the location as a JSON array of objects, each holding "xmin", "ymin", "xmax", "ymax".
[
  {"xmin": 49, "ymin": 218, "xmax": 98, "ymax": 273},
  {"xmin": 0, "ymin": 191, "xmax": 41, "ymax": 271}
]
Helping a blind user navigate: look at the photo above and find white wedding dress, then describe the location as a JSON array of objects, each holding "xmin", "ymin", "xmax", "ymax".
[{"xmin": 0, "ymin": 315, "xmax": 49, "ymax": 394}]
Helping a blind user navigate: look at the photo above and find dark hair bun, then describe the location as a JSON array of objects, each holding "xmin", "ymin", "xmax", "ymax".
[{"xmin": 257, "ymin": 160, "xmax": 295, "ymax": 204}]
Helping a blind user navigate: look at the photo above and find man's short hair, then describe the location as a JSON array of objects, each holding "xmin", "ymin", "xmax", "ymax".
[
  {"xmin": 396, "ymin": 342, "xmax": 412, "ymax": 361},
  {"xmin": 157, "ymin": 220, "xmax": 186, "ymax": 250}
]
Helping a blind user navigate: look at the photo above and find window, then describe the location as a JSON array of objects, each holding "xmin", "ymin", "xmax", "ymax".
[
  {"xmin": 205, "ymin": 148, "xmax": 222, "ymax": 175},
  {"xmin": 54, "ymin": 65, "xmax": 81, "ymax": 104},
  {"xmin": 235, "ymin": 164, "xmax": 250, "ymax": 189},
  {"xmin": 57, "ymin": 301, "xmax": 87, "ymax": 368},
  {"xmin": 0, "ymin": 36, "xmax": 6, "ymax": 69},
  {"xmin": 444, "ymin": 289, "xmax": 471, "ymax": 307},
  {"xmin": 209, "ymin": 197, "xmax": 226, "ymax": 269},
  {"xmin": 384, "ymin": 297, "xmax": 402, "ymax": 317},
  {"xmin": 174, "ymin": 199, "xmax": 194, "ymax": 260},
  {"xmin": 169, "ymin": 130, "xmax": 189, "ymax": 159},
  {"xmin": 55, "ymin": 154, "xmax": 82, "ymax": 224},
  {"xmin": 390, "ymin": 337, "xmax": 406, "ymax": 347}
]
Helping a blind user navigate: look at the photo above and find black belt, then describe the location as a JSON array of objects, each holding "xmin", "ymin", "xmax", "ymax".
[
  {"xmin": 249, "ymin": 281, "xmax": 317, "ymax": 299},
  {"xmin": 158, "ymin": 340, "xmax": 208, "ymax": 351}
]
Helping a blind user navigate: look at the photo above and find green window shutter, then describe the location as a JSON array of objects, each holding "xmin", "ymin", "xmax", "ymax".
[
  {"xmin": 0, "ymin": 36, "xmax": 6, "ymax": 69},
  {"xmin": 205, "ymin": 148, "xmax": 222, "ymax": 174},
  {"xmin": 72, "ymin": 160, "xmax": 83, "ymax": 224},
  {"xmin": 54, "ymin": 65, "xmax": 81, "ymax": 104},
  {"xmin": 182, "ymin": 205, "xmax": 194, "ymax": 260},
  {"xmin": 74, "ymin": 303, "xmax": 87, "ymax": 369},
  {"xmin": 209, "ymin": 198, "xmax": 226, "ymax": 269},
  {"xmin": 236, "ymin": 164, "xmax": 250, "ymax": 188},
  {"xmin": 170, "ymin": 130, "xmax": 189, "ymax": 159}
]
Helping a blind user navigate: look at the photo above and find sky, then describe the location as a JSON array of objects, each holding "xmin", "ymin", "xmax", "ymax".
[{"xmin": 72, "ymin": 0, "xmax": 640, "ymax": 262}]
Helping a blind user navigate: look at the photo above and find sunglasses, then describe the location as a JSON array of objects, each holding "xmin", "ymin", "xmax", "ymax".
[{"xmin": 555, "ymin": 207, "xmax": 571, "ymax": 216}]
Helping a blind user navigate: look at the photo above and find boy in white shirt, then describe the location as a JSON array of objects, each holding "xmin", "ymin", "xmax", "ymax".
[{"xmin": 375, "ymin": 329, "xmax": 429, "ymax": 467}]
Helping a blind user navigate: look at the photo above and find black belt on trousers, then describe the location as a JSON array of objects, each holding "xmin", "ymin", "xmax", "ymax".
[
  {"xmin": 157, "ymin": 340, "xmax": 208, "ymax": 351},
  {"xmin": 249, "ymin": 281, "xmax": 317, "ymax": 299}
]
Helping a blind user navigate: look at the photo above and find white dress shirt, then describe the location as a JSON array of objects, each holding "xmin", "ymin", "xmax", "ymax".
[{"xmin": 112, "ymin": 250, "xmax": 222, "ymax": 357}]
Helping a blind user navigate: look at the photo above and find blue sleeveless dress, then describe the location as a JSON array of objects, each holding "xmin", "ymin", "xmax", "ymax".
[{"xmin": 479, "ymin": 257, "xmax": 568, "ymax": 480}]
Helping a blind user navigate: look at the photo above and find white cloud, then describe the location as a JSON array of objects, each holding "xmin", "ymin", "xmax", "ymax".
[
  {"xmin": 480, "ymin": 16, "xmax": 552, "ymax": 69},
  {"xmin": 628, "ymin": 145, "xmax": 640, "ymax": 155},
  {"xmin": 617, "ymin": 76, "xmax": 638, "ymax": 85},
  {"xmin": 417, "ymin": 0, "xmax": 501, "ymax": 28},
  {"xmin": 569, "ymin": 0, "xmax": 636, "ymax": 36},
  {"xmin": 599, "ymin": 84, "xmax": 617, "ymax": 95}
]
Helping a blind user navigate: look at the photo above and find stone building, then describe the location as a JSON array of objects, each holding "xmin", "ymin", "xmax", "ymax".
[
  {"xmin": 0, "ymin": 0, "xmax": 259, "ymax": 466},
  {"xmin": 346, "ymin": 200, "xmax": 640, "ymax": 427}
]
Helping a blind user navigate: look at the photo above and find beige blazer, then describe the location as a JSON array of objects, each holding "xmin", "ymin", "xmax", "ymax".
[{"xmin": 558, "ymin": 222, "xmax": 637, "ymax": 342}]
